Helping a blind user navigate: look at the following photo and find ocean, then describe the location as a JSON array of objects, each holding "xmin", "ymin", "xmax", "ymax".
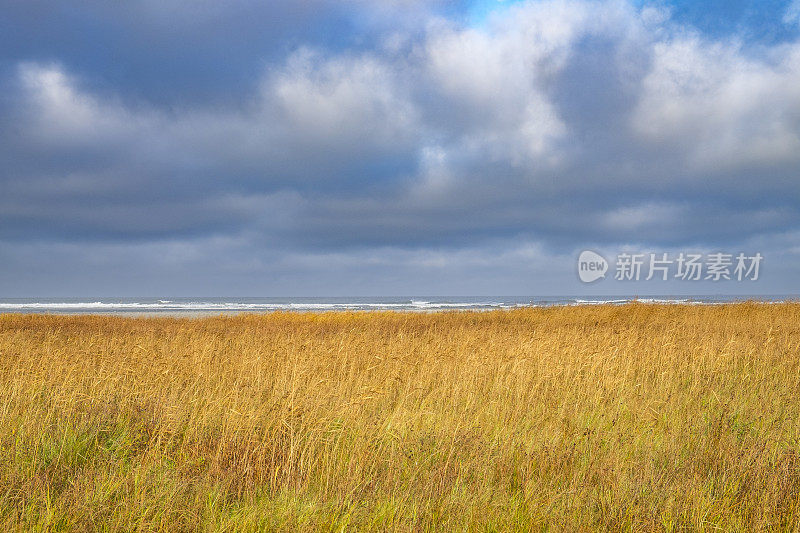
[{"xmin": 0, "ymin": 296, "xmax": 792, "ymax": 315}]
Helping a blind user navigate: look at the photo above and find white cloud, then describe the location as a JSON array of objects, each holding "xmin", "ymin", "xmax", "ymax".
[
  {"xmin": 18, "ymin": 63, "xmax": 155, "ymax": 145},
  {"xmin": 632, "ymin": 35, "xmax": 800, "ymax": 169},
  {"xmin": 784, "ymin": 0, "xmax": 800, "ymax": 26},
  {"xmin": 602, "ymin": 202, "xmax": 686, "ymax": 232},
  {"xmin": 269, "ymin": 48, "xmax": 419, "ymax": 149},
  {"xmin": 422, "ymin": 1, "xmax": 584, "ymax": 164}
]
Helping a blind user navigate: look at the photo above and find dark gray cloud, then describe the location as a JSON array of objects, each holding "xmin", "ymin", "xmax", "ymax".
[
  {"xmin": 1, "ymin": 0, "xmax": 800, "ymax": 296},
  {"xmin": 0, "ymin": 0, "xmax": 356, "ymax": 106}
]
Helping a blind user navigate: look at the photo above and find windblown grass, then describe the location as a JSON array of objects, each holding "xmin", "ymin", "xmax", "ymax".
[{"xmin": 1, "ymin": 304, "xmax": 799, "ymax": 531}]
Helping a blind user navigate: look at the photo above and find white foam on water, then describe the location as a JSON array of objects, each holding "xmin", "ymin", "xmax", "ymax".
[
  {"xmin": 572, "ymin": 299, "xmax": 629, "ymax": 305},
  {"xmin": 0, "ymin": 300, "xmax": 509, "ymax": 312},
  {"xmin": 0, "ymin": 297, "xmax": 786, "ymax": 314}
]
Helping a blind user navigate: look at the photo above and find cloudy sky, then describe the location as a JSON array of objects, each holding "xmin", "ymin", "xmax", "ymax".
[{"xmin": 2, "ymin": 0, "xmax": 800, "ymax": 297}]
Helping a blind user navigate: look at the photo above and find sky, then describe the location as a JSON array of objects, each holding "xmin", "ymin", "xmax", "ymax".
[{"xmin": 1, "ymin": 0, "xmax": 800, "ymax": 297}]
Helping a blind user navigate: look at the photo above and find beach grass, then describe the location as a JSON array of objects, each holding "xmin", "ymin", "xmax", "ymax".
[{"xmin": 1, "ymin": 303, "xmax": 799, "ymax": 531}]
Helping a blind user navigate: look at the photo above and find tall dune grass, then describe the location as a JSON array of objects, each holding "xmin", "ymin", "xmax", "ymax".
[{"xmin": 1, "ymin": 303, "xmax": 799, "ymax": 530}]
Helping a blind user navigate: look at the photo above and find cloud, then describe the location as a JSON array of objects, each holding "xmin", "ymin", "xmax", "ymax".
[
  {"xmin": 785, "ymin": 0, "xmax": 800, "ymax": 26},
  {"xmin": 2, "ymin": 0, "xmax": 800, "ymax": 294},
  {"xmin": 269, "ymin": 48, "xmax": 420, "ymax": 154},
  {"xmin": 632, "ymin": 35, "xmax": 800, "ymax": 170}
]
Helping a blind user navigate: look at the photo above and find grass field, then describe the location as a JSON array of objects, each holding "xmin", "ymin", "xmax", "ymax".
[{"xmin": 1, "ymin": 304, "xmax": 799, "ymax": 531}]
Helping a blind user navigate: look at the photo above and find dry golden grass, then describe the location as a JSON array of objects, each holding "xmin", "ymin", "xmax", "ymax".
[{"xmin": 1, "ymin": 304, "xmax": 800, "ymax": 531}]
